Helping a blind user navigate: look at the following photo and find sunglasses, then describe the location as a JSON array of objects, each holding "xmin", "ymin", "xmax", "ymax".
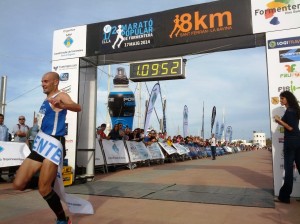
[{"xmin": 19, "ymin": 118, "xmax": 25, "ymax": 120}]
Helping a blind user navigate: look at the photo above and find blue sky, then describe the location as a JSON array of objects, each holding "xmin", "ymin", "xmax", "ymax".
[{"xmin": 0, "ymin": 0, "xmax": 270, "ymax": 141}]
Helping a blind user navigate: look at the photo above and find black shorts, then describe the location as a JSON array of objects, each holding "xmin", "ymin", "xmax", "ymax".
[{"xmin": 27, "ymin": 136, "xmax": 66, "ymax": 163}]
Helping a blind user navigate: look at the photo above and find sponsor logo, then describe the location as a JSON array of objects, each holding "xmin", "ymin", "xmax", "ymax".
[
  {"xmin": 0, "ymin": 146, "xmax": 4, "ymax": 153},
  {"xmin": 277, "ymin": 126, "xmax": 284, "ymax": 133},
  {"xmin": 278, "ymin": 81, "xmax": 300, "ymax": 93},
  {"xmin": 279, "ymin": 48, "xmax": 300, "ymax": 63},
  {"xmin": 53, "ymin": 66, "xmax": 58, "ymax": 71},
  {"xmin": 169, "ymin": 10, "xmax": 232, "ymax": 39},
  {"xmin": 253, "ymin": 1, "xmax": 300, "ymax": 27},
  {"xmin": 268, "ymin": 36, "xmax": 300, "ymax": 49},
  {"xmin": 278, "ymin": 138, "xmax": 284, "ymax": 143},
  {"xmin": 279, "ymin": 64, "xmax": 300, "ymax": 78},
  {"xmin": 59, "ymin": 73, "xmax": 69, "ymax": 81},
  {"xmin": 271, "ymin": 97, "xmax": 279, "ymax": 105},
  {"xmin": 60, "ymin": 85, "xmax": 71, "ymax": 94},
  {"xmin": 112, "ymin": 143, "xmax": 120, "ymax": 154},
  {"xmin": 64, "ymin": 36, "xmax": 74, "ymax": 48}
]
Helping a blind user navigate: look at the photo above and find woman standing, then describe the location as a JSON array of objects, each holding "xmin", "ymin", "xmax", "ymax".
[{"xmin": 274, "ymin": 91, "xmax": 300, "ymax": 203}]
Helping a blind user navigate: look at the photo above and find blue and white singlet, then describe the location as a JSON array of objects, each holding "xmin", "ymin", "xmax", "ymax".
[{"xmin": 38, "ymin": 92, "xmax": 67, "ymax": 136}]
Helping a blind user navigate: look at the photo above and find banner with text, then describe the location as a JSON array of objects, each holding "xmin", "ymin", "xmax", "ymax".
[
  {"xmin": 0, "ymin": 142, "xmax": 30, "ymax": 167},
  {"xmin": 266, "ymin": 28, "xmax": 300, "ymax": 197}
]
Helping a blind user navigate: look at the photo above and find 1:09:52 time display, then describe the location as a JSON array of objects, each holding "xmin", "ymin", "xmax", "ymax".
[{"xmin": 129, "ymin": 57, "xmax": 185, "ymax": 82}]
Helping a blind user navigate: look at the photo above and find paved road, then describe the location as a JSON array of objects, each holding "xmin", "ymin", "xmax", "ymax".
[{"xmin": 0, "ymin": 150, "xmax": 299, "ymax": 224}]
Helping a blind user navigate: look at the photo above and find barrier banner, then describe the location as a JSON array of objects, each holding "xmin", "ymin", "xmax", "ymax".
[
  {"xmin": 126, "ymin": 140, "xmax": 151, "ymax": 162},
  {"xmin": 147, "ymin": 142, "xmax": 165, "ymax": 160},
  {"xmin": 173, "ymin": 143, "xmax": 190, "ymax": 155},
  {"xmin": 95, "ymin": 139, "xmax": 105, "ymax": 166},
  {"xmin": 158, "ymin": 142, "xmax": 177, "ymax": 155},
  {"xmin": 0, "ymin": 141, "xmax": 31, "ymax": 167},
  {"xmin": 102, "ymin": 139, "xmax": 129, "ymax": 164}
]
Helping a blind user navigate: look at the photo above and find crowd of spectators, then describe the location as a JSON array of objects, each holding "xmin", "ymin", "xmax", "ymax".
[{"xmin": 95, "ymin": 123, "xmax": 269, "ymax": 152}]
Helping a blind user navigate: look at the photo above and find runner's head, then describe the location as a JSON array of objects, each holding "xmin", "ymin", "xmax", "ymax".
[{"xmin": 41, "ymin": 72, "xmax": 59, "ymax": 95}]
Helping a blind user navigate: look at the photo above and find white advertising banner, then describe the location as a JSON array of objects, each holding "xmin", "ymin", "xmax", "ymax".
[
  {"xmin": 102, "ymin": 140, "xmax": 129, "ymax": 164},
  {"xmin": 126, "ymin": 141, "xmax": 151, "ymax": 162},
  {"xmin": 0, "ymin": 142, "xmax": 31, "ymax": 167},
  {"xmin": 251, "ymin": 0, "xmax": 300, "ymax": 34},
  {"xmin": 158, "ymin": 142, "xmax": 177, "ymax": 155},
  {"xmin": 52, "ymin": 25, "xmax": 87, "ymax": 60},
  {"xmin": 266, "ymin": 28, "xmax": 300, "ymax": 197},
  {"xmin": 95, "ymin": 139, "xmax": 105, "ymax": 166},
  {"xmin": 51, "ymin": 58, "xmax": 80, "ymax": 175},
  {"xmin": 173, "ymin": 143, "xmax": 190, "ymax": 155},
  {"xmin": 147, "ymin": 143, "xmax": 165, "ymax": 160}
]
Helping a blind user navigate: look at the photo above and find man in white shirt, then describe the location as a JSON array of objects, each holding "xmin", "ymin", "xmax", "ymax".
[{"xmin": 210, "ymin": 133, "xmax": 217, "ymax": 160}]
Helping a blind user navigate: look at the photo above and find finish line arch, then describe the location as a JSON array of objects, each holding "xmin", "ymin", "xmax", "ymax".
[{"xmin": 51, "ymin": 0, "xmax": 300, "ymax": 197}]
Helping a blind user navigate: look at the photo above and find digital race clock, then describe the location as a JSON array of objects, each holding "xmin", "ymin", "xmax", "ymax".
[{"xmin": 129, "ymin": 57, "xmax": 185, "ymax": 82}]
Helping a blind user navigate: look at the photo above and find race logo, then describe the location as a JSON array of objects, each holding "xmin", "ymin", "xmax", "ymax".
[
  {"xmin": 280, "ymin": 64, "xmax": 300, "ymax": 78},
  {"xmin": 169, "ymin": 10, "xmax": 232, "ymax": 39},
  {"xmin": 268, "ymin": 36, "xmax": 300, "ymax": 49},
  {"xmin": 279, "ymin": 48, "xmax": 300, "ymax": 62},
  {"xmin": 102, "ymin": 19, "xmax": 154, "ymax": 50},
  {"xmin": 0, "ymin": 146, "xmax": 4, "ymax": 153}
]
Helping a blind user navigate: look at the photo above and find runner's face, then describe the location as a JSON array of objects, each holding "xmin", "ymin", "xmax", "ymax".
[{"xmin": 42, "ymin": 74, "xmax": 57, "ymax": 95}]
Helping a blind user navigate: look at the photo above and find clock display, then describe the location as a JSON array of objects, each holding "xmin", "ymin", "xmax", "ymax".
[{"xmin": 129, "ymin": 57, "xmax": 185, "ymax": 82}]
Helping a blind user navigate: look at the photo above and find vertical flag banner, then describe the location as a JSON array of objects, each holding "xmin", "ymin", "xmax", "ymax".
[
  {"xmin": 229, "ymin": 127, "xmax": 233, "ymax": 142},
  {"xmin": 183, "ymin": 105, "xmax": 189, "ymax": 137},
  {"xmin": 215, "ymin": 121, "xmax": 220, "ymax": 140},
  {"xmin": 201, "ymin": 102, "xmax": 204, "ymax": 139},
  {"xmin": 211, "ymin": 106, "xmax": 216, "ymax": 134},
  {"xmin": 225, "ymin": 126, "xmax": 232, "ymax": 142},
  {"xmin": 144, "ymin": 83, "xmax": 161, "ymax": 132},
  {"xmin": 219, "ymin": 123, "xmax": 225, "ymax": 141}
]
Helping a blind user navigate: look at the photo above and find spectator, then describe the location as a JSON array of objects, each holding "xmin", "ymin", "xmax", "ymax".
[
  {"xmin": 0, "ymin": 113, "xmax": 9, "ymax": 183},
  {"xmin": 26, "ymin": 117, "xmax": 39, "ymax": 151},
  {"xmin": 107, "ymin": 123, "xmax": 123, "ymax": 140},
  {"xmin": 96, "ymin": 123, "xmax": 107, "ymax": 140},
  {"xmin": 10, "ymin": 115, "xmax": 29, "ymax": 181},
  {"xmin": 12, "ymin": 116, "xmax": 29, "ymax": 143}
]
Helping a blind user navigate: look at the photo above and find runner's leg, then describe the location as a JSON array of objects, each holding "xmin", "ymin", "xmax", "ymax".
[{"xmin": 39, "ymin": 159, "xmax": 67, "ymax": 221}]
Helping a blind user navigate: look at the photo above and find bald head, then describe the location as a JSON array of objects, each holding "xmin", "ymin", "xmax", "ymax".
[
  {"xmin": 43, "ymin": 72, "xmax": 59, "ymax": 81},
  {"xmin": 42, "ymin": 72, "xmax": 59, "ymax": 95}
]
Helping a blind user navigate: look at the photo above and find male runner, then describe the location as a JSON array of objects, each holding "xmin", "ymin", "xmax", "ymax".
[{"xmin": 13, "ymin": 71, "xmax": 81, "ymax": 224}]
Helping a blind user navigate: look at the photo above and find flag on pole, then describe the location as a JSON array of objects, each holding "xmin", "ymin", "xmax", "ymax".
[
  {"xmin": 183, "ymin": 105, "xmax": 188, "ymax": 137},
  {"xmin": 144, "ymin": 83, "xmax": 160, "ymax": 132},
  {"xmin": 211, "ymin": 106, "xmax": 216, "ymax": 134}
]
